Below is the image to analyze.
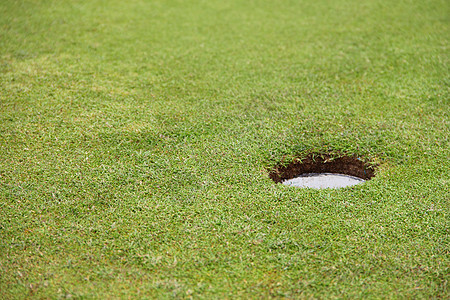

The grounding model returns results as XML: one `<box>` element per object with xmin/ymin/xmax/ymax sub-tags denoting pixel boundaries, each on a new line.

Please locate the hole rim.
<box><xmin>269</xmin><ymin>153</ymin><xmax>377</xmax><ymax>184</ymax></box>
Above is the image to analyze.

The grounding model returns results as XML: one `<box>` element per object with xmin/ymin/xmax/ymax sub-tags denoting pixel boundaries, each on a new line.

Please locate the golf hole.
<box><xmin>269</xmin><ymin>155</ymin><xmax>376</xmax><ymax>189</ymax></box>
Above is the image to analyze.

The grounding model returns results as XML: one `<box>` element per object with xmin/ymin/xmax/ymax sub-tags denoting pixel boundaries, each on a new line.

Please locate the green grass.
<box><xmin>0</xmin><ymin>0</ymin><xmax>448</xmax><ymax>298</ymax></box>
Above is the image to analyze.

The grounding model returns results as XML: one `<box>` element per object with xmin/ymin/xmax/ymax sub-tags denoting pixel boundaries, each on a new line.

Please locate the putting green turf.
<box><xmin>1</xmin><ymin>0</ymin><xmax>448</xmax><ymax>298</ymax></box>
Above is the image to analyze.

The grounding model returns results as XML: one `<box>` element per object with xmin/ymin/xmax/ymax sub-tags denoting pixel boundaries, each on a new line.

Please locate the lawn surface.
<box><xmin>1</xmin><ymin>0</ymin><xmax>449</xmax><ymax>298</ymax></box>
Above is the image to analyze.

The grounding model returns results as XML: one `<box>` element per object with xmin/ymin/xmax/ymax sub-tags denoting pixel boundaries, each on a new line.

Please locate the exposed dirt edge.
<box><xmin>269</xmin><ymin>154</ymin><xmax>377</xmax><ymax>183</ymax></box>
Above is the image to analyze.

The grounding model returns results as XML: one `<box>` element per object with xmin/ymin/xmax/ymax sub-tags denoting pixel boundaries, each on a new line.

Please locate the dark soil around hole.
<box><xmin>269</xmin><ymin>154</ymin><xmax>376</xmax><ymax>183</ymax></box>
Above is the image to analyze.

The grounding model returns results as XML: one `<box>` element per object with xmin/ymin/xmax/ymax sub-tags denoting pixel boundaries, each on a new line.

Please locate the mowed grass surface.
<box><xmin>0</xmin><ymin>0</ymin><xmax>448</xmax><ymax>298</ymax></box>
